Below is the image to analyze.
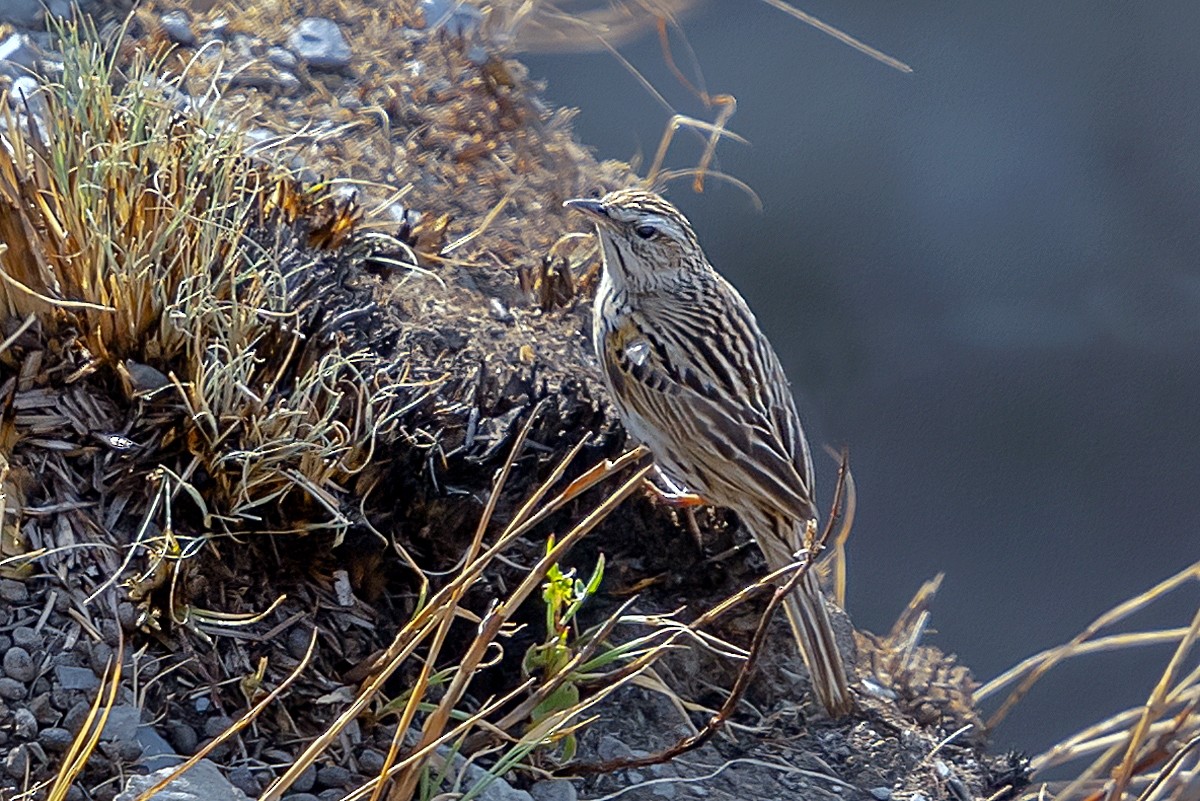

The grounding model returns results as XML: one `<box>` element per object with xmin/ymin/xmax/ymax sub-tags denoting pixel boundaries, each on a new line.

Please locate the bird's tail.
<box><xmin>781</xmin><ymin>567</ymin><xmax>853</xmax><ymax>717</ymax></box>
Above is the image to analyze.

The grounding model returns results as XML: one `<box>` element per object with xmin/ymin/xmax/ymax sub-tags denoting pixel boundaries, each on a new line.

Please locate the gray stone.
<box><xmin>64</xmin><ymin>700</ymin><xmax>91</xmax><ymax>733</ymax></box>
<box><xmin>13</xmin><ymin>707</ymin><xmax>37</xmax><ymax>738</ymax></box>
<box><xmin>3</xmin><ymin>743</ymin><xmax>29</xmax><ymax>779</ymax></box>
<box><xmin>11</xmin><ymin>626</ymin><xmax>39</xmax><ymax>649</ymax></box>
<box><xmin>115</xmin><ymin>760</ymin><xmax>250</xmax><ymax>801</ymax></box>
<box><xmin>870</xmin><ymin>789</ymin><xmax>893</xmax><ymax>801</ymax></box>
<box><xmin>101</xmin><ymin>705</ymin><xmax>141</xmax><ymax>743</ymax></box>
<box><xmin>596</xmin><ymin>734</ymin><xmax>633</xmax><ymax>762</ymax></box>
<box><xmin>42</xmin><ymin>727</ymin><xmax>74</xmax><ymax>752</ymax></box>
<box><xmin>292</xmin><ymin>763</ymin><xmax>317</xmax><ymax>792</ymax></box>
<box><xmin>420</xmin><ymin>0</ymin><xmax>483</xmax><ymax>39</ymax></box>
<box><xmin>227</xmin><ymin>766</ymin><xmax>260</xmax><ymax>795</ymax></box>
<box><xmin>358</xmin><ymin>748</ymin><xmax>385</xmax><ymax>774</ymax></box>
<box><xmin>0</xmin><ymin>1</ymin><xmax>42</xmax><ymax>28</ymax></box>
<box><xmin>56</xmin><ymin>664</ymin><xmax>101</xmax><ymax>691</ymax></box>
<box><xmin>651</xmin><ymin>782</ymin><xmax>676</xmax><ymax>799</ymax></box>
<box><xmin>267</xmin><ymin>46</ymin><xmax>298</xmax><ymax>69</ymax></box>
<box><xmin>167</xmin><ymin>722</ymin><xmax>198</xmax><ymax>755</ymax></box>
<box><xmin>160</xmin><ymin>11</ymin><xmax>197</xmax><ymax>47</ymax></box>
<box><xmin>315</xmin><ymin>764</ymin><xmax>352</xmax><ymax>788</ymax></box>
<box><xmin>137</xmin><ymin>724</ymin><xmax>181</xmax><ymax>771</ymax></box>
<box><xmin>204</xmin><ymin>714</ymin><xmax>235</xmax><ymax>738</ymax></box>
<box><xmin>0</xmin><ymin>579</ymin><xmax>28</xmax><ymax>603</ymax></box>
<box><xmin>317</xmin><ymin>791</ymin><xmax>343</xmax><ymax>801</ymax></box>
<box><xmin>529</xmin><ymin>779</ymin><xmax>576</xmax><ymax>801</ymax></box>
<box><xmin>288</xmin><ymin>18</ymin><xmax>351</xmax><ymax>70</ymax></box>
<box><xmin>0</xmin><ymin>677</ymin><xmax>24</xmax><ymax>699</ymax></box>
<box><xmin>282</xmin><ymin>796</ymin><xmax>318</xmax><ymax>801</ymax></box>
<box><xmin>3</xmin><ymin>646</ymin><xmax>36</xmax><ymax>683</ymax></box>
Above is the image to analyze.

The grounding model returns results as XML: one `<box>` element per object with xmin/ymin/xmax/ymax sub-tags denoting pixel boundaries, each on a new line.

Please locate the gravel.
<box><xmin>2</xmin><ymin>646</ymin><xmax>36</xmax><ymax>683</ymax></box>
<box><xmin>287</xmin><ymin>18</ymin><xmax>351</xmax><ymax>70</ymax></box>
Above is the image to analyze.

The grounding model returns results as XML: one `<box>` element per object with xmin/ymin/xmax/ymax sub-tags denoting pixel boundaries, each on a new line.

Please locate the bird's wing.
<box><xmin>602</xmin><ymin>290</ymin><xmax>817</xmax><ymax>524</ymax></box>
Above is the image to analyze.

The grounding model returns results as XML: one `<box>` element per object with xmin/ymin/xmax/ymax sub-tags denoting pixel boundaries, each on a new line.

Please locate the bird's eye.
<box><xmin>634</xmin><ymin>224</ymin><xmax>657</xmax><ymax>240</ymax></box>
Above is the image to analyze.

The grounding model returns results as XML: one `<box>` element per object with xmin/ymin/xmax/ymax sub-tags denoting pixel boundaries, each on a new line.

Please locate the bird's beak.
<box><xmin>563</xmin><ymin>197</ymin><xmax>609</xmax><ymax>220</ymax></box>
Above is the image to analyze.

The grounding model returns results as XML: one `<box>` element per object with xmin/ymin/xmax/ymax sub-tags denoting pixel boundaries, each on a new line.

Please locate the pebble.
<box><xmin>288</xmin><ymin>18</ymin><xmax>351</xmax><ymax>71</ymax></box>
<box><xmin>167</xmin><ymin>722</ymin><xmax>199</xmax><ymax>755</ymax></box>
<box><xmin>286</xmin><ymin>626</ymin><xmax>312</xmax><ymax>660</ymax></box>
<box><xmin>0</xmin><ymin>677</ymin><xmax>24</xmax><ymax>700</ymax></box>
<box><xmin>0</xmin><ymin>579</ymin><xmax>27</xmax><ymax>603</ymax></box>
<box><xmin>282</xmin><ymin>795</ymin><xmax>319</xmax><ymax>801</ymax></box>
<box><xmin>3</xmin><ymin>646</ymin><xmax>36</xmax><ymax>683</ymax></box>
<box><xmin>228</xmin><ymin>766</ymin><xmax>261</xmax><ymax>795</ymax></box>
<box><xmin>100</xmin><ymin>705</ymin><xmax>141</xmax><ymax>743</ymax></box>
<box><xmin>11</xmin><ymin>626</ymin><xmax>40</xmax><ymax>649</ymax></box>
<box><xmin>64</xmin><ymin>700</ymin><xmax>92</xmax><ymax>733</ymax></box>
<box><xmin>596</xmin><ymin>734</ymin><xmax>633</xmax><ymax>762</ymax></box>
<box><xmin>42</xmin><ymin>727</ymin><xmax>74</xmax><ymax>752</ymax></box>
<box><xmin>3</xmin><ymin>743</ymin><xmax>28</xmax><ymax>779</ymax></box>
<box><xmin>870</xmin><ymin>789</ymin><xmax>893</xmax><ymax>801</ymax></box>
<box><xmin>160</xmin><ymin>11</ymin><xmax>197</xmax><ymax>47</ymax></box>
<box><xmin>420</xmin><ymin>0</ymin><xmax>483</xmax><ymax>39</ymax></box>
<box><xmin>56</xmin><ymin>664</ymin><xmax>101</xmax><ymax>691</ymax></box>
<box><xmin>358</xmin><ymin>748</ymin><xmax>386</xmax><ymax>774</ymax></box>
<box><xmin>13</xmin><ymin>707</ymin><xmax>37</xmax><ymax>738</ymax></box>
<box><xmin>529</xmin><ymin>779</ymin><xmax>576</xmax><ymax>801</ymax></box>
<box><xmin>204</xmin><ymin>714</ymin><xmax>235</xmax><ymax>739</ymax></box>
<box><xmin>28</xmin><ymin>692</ymin><xmax>57</xmax><ymax>725</ymax></box>
<box><xmin>114</xmin><ymin>758</ymin><xmax>250</xmax><ymax>801</ymax></box>
<box><xmin>292</xmin><ymin>763</ymin><xmax>318</xmax><ymax>792</ymax></box>
<box><xmin>315</xmin><ymin>764</ymin><xmax>352</xmax><ymax>788</ymax></box>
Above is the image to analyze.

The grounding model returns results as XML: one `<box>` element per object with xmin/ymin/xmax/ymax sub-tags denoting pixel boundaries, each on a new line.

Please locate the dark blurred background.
<box><xmin>523</xmin><ymin>1</ymin><xmax>1200</xmax><ymax>758</ymax></box>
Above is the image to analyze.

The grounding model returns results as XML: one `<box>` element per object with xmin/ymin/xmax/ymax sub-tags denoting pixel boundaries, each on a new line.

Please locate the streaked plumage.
<box><xmin>565</xmin><ymin>188</ymin><xmax>852</xmax><ymax>716</ymax></box>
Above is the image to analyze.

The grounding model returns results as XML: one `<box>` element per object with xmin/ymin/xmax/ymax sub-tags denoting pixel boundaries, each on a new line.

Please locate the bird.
<box><xmin>564</xmin><ymin>188</ymin><xmax>852</xmax><ymax>717</ymax></box>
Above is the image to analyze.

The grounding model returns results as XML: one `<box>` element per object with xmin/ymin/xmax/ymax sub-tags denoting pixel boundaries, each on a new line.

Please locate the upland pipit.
<box><xmin>565</xmin><ymin>189</ymin><xmax>852</xmax><ymax>717</ymax></box>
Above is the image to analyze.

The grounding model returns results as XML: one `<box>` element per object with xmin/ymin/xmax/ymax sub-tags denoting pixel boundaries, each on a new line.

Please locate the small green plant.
<box><xmin>522</xmin><ymin>541</ymin><xmax>606</xmax><ymax>761</ymax></box>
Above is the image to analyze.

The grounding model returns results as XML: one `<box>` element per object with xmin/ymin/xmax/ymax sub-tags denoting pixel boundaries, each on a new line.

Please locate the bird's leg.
<box><xmin>643</xmin><ymin>466</ymin><xmax>707</xmax><ymax>508</ymax></box>
<box><xmin>644</xmin><ymin>467</ymin><xmax>707</xmax><ymax>550</ymax></box>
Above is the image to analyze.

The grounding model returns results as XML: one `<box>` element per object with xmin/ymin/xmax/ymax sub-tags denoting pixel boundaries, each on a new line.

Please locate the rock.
<box><xmin>167</xmin><ymin>722</ymin><xmax>198</xmax><ymax>755</ymax></box>
<box><xmin>529</xmin><ymin>779</ymin><xmax>577</xmax><ymax>801</ymax></box>
<box><xmin>204</xmin><ymin>714</ymin><xmax>235</xmax><ymax>739</ymax></box>
<box><xmin>64</xmin><ymin>699</ymin><xmax>91</xmax><ymax>733</ymax></box>
<box><xmin>227</xmin><ymin>766</ymin><xmax>261</xmax><ymax>795</ymax></box>
<box><xmin>317</xmin><ymin>791</ymin><xmax>344</xmax><ymax>801</ymax></box>
<box><xmin>0</xmin><ymin>579</ymin><xmax>28</xmax><ymax>603</ymax></box>
<box><xmin>596</xmin><ymin>734</ymin><xmax>633</xmax><ymax>762</ymax></box>
<box><xmin>282</xmin><ymin>795</ymin><xmax>319</xmax><ymax>801</ymax></box>
<box><xmin>315</xmin><ymin>764</ymin><xmax>352</xmax><ymax>789</ymax></box>
<box><xmin>56</xmin><ymin>664</ymin><xmax>101</xmax><ymax>691</ymax></box>
<box><xmin>42</xmin><ymin>727</ymin><xmax>74</xmax><ymax>752</ymax></box>
<box><xmin>870</xmin><ymin>789</ymin><xmax>893</xmax><ymax>800</ymax></box>
<box><xmin>420</xmin><ymin>0</ymin><xmax>483</xmax><ymax>39</ymax></box>
<box><xmin>267</xmin><ymin>46</ymin><xmax>297</xmax><ymax>69</ymax></box>
<box><xmin>358</xmin><ymin>748</ymin><xmax>386</xmax><ymax>774</ymax></box>
<box><xmin>0</xmin><ymin>677</ymin><xmax>24</xmax><ymax>700</ymax></box>
<box><xmin>3</xmin><ymin>646</ymin><xmax>36</xmax><ymax>683</ymax></box>
<box><xmin>0</xmin><ymin>1</ymin><xmax>42</xmax><ymax>27</ymax></box>
<box><xmin>101</xmin><ymin>705</ymin><xmax>141</xmax><ymax>743</ymax></box>
<box><xmin>3</xmin><ymin>743</ymin><xmax>29</xmax><ymax>779</ymax></box>
<box><xmin>288</xmin><ymin>18</ymin><xmax>351</xmax><ymax>71</ymax></box>
<box><xmin>11</xmin><ymin>626</ymin><xmax>39</xmax><ymax>649</ymax></box>
<box><xmin>115</xmin><ymin>760</ymin><xmax>250</xmax><ymax>801</ymax></box>
<box><xmin>292</xmin><ymin>763</ymin><xmax>317</xmax><ymax>792</ymax></box>
<box><xmin>13</xmin><ymin>707</ymin><xmax>37</xmax><ymax>738</ymax></box>
<box><xmin>160</xmin><ymin>11</ymin><xmax>197</xmax><ymax>47</ymax></box>
<box><xmin>137</xmin><ymin>724</ymin><xmax>181</xmax><ymax>770</ymax></box>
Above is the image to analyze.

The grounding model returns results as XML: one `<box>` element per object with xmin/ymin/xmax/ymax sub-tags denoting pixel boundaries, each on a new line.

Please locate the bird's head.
<box><xmin>564</xmin><ymin>189</ymin><xmax>705</xmax><ymax>288</ymax></box>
